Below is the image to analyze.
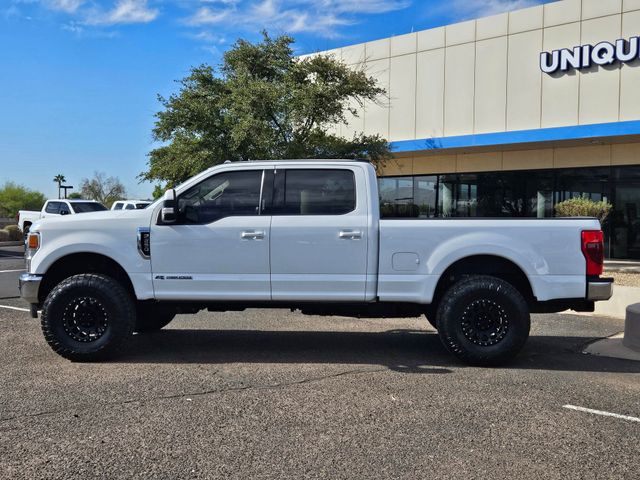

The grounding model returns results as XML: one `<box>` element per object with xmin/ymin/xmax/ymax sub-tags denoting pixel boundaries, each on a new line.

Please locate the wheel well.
<box><xmin>39</xmin><ymin>253</ymin><xmax>135</xmax><ymax>303</ymax></box>
<box><xmin>431</xmin><ymin>255</ymin><xmax>535</xmax><ymax>308</ymax></box>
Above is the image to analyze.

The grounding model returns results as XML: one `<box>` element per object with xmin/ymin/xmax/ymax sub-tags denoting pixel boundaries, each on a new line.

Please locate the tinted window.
<box><xmin>71</xmin><ymin>202</ymin><xmax>108</xmax><ymax>213</ymax></box>
<box><xmin>125</xmin><ymin>204</ymin><xmax>135</xmax><ymax>210</ymax></box>
<box><xmin>178</xmin><ymin>170</ymin><xmax>263</xmax><ymax>224</ymax></box>
<box><xmin>279</xmin><ymin>169</ymin><xmax>355</xmax><ymax>215</ymax></box>
<box><xmin>113</xmin><ymin>202</ymin><xmax>123</xmax><ymax>210</ymax></box>
<box><xmin>45</xmin><ymin>202</ymin><xmax>61</xmax><ymax>214</ymax></box>
<box><xmin>135</xmin><ymin>203</ymin><xmax>149</xmax><ymax>209</ymax></box>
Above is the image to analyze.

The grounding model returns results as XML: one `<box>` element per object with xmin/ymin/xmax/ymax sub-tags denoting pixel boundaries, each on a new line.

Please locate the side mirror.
<box><xmin>161</xmin><ymin>189</ymin><xmax>177</xmax><ymax>224</ymax></box>
<box><xmin>60</xmin><ymin>209</ymin><xmax>70</xmax><ymax>215</ymax></box>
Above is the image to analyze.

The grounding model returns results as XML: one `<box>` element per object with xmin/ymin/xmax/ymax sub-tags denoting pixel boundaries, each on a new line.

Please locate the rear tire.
<box><xmin>135</xmin><ymin>303</ymin><xmax>176</xmax><ymax>333</ymax></box>
<box><xmin>41</xmin><ymin>274</ymin><xmax>135</xmax><ymax>361</ymax></box>
<box><xmin>436</xmin><ymin>275</ymin><xmax>530</xmax><ymax>366</ymax></box>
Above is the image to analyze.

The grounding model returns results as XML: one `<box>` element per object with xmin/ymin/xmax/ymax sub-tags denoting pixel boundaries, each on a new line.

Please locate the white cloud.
<box><xmin>84</xmin><ymin>0</ymin><xmax>159</xmax><ymax>25</ymax></box>
<box><xmin>316</xmin><ymin>0</ymin><xmax>410</xmax><ymax>15</ymax></box>
<box><xmin>189</xmin><ymin>30</ymin><xmax>226</xmax><ymax>43</ymax></box>
<box><xmin>46</xmin><ymin>0</ymin><xmax>85</xmax><ymax>13</ymax></box>
<box><xmin>187</xmin><ymin>6</ymin><xmax>231</xmax><ymax>24</ymax></box>
<box><xmin>184</xmin><ymin>0</ymin><xmax>407</xmax><ymax>37</ymax></box>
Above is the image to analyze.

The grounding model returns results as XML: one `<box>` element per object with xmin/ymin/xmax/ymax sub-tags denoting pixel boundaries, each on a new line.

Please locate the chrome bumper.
<box><xmin>587</xmin><ymin>278</ymin><xmax>614</xmax><ymax>301</ymax></box>
<box><xmin>19</xmin><ymin>273</ymin><xmax>42</xmax><ymax>305</ymax></box>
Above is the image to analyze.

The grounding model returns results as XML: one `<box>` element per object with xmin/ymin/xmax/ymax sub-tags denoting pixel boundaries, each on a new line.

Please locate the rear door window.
<box><xmin>275</xmin><ymin>169</ymin><xmax>356</xmax><ymax>215</ymax></box>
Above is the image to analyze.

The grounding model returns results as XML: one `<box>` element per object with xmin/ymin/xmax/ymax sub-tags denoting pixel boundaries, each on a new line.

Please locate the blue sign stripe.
<box><xmin>390</xmin><ymin>120</ymin><xmax>640</xmax><ymax>152</ymax></box>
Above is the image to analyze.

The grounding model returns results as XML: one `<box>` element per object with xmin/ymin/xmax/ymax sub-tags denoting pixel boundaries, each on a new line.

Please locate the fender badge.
<box><xmin>155</xmin><ymin>275</ymin><xmax>192</xmax><ymax>280</ymax></box>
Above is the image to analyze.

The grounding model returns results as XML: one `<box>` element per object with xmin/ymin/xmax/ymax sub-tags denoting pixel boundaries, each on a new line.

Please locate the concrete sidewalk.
<box><xmin>593</xmin><ymin>284</ymin><xmax>640</xmax><ymax>319</ymax></box>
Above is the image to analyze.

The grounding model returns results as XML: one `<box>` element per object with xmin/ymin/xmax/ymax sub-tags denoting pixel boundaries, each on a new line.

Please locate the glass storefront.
<box><xmin>378</xmin><ymin>165</ymin><xmax>640</xmax><ymax>260</ymax></box>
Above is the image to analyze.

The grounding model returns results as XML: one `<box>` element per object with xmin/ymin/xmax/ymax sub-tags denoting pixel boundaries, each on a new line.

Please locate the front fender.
<box><xmin>31</xmin><ymin>233</ymin><xmax>153</xmax><ymax>300</ymax></box>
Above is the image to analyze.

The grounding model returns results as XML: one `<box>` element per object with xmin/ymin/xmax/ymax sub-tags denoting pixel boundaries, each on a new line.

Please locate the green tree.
<box><xmin>68</xmin><ymin>192</ymin><xmax>83</xmax><ymax>199</ymax></box>
<box><xmin>53</xmin><ymin>174</ymin><xmax>66</xmax><ymax>199</ymax></box>
<box><xmin>141</xmin><ymin>32</ymin><xmax>390</xmax><ymax>185</ymax></box>
<box><xmin>80</xmin><ymin>172</ymin><xmax>126</xmax><ymax>208</ymax></box>
<box><xmin>0</xmin><ymin>182</ymin><xmax>47</xmax><ymax>218</ymax></box>
<box><xmin>152</xmin><ymin>184</ymin><xmax>165</xmax><ymax>200</ymax></box>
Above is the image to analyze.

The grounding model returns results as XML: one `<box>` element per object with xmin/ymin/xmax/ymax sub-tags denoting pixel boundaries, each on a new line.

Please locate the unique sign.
<box><xmin>540</xmin><ymin>36</ymin><xmax>639</xmax><ymax>74</ymax></box>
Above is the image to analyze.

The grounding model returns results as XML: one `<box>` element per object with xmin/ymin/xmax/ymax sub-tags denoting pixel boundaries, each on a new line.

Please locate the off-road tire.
<box><xmin>135</xmin><ymin>303</ymin><xmax>175</xmax><ymax>333</ymax></box>
<box><xmin>41</xmin><ymin>274</ymin><xmax>135</xmax><ymax>362</ymax></box>
<box><xmin>436</xmin><ymin>275</ymin><xmax>530</xmax><ymax>366</ymax></box>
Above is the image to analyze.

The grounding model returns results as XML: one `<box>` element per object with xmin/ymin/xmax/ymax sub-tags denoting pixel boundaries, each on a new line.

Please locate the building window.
<box><xmin>378</xmin><ymin>165</ymin><xmax>640</xmax><ymax>260</ymax></box>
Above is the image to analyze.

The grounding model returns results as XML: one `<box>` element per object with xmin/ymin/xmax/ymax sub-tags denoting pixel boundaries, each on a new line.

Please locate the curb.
<box><xmin>0</xmin><ymin>241</ymin><xmax>23</xmax><ymax>247</ymax></box>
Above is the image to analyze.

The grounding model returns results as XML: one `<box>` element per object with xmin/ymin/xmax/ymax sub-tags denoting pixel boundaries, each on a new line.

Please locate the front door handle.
<box><xmin>339</xmin><ymin>230</ymin><xmax>362</xmax><ymax>240</ymax></box>
<box><xmin>241</xmin><ymin>230</ymin><xmax>265</xmax><ymax>240</ymax></box>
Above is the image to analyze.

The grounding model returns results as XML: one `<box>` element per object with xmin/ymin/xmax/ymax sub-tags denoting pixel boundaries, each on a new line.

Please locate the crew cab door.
<box><xmin>269</xmin><ymin>166</ymin><xmax>369</xmax><ymax>301</ymax></box>
<box><xmin>150</xmin><ymin>167</ymin><xmax>272</xmax><ymax>301</ymax></box>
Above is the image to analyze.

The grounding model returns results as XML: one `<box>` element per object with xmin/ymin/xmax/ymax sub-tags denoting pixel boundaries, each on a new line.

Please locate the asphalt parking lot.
<box><xmin>1</xmin><ymin>247</ymin><xmax>639</xmax><ymax>479</ymax></box>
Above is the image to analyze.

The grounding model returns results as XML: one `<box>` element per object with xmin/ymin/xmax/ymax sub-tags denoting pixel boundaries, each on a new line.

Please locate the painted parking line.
<box><xmin>0</xmin><ymin>304</ymin><xmax>30</xmax><ymax>312</ymax></box>
<box><xmin>563</xmin><ymin>404</ymin><xmax>640</xmax><ymax>423</ymax></box>
<box><xmin>0</xmin><ymin>269</ymin><xmax>25</xmax><ymax>273</ymax></box>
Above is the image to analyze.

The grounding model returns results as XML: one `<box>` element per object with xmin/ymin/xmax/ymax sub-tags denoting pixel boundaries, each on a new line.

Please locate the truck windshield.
<box><xmin>135</xmin><ymin>203</ymin><xmax>150</xmax><ymax>209</ymax></box>
<box><xmin>70</xmin><ymin>202</ymin><xmax>107</xmax><ymax>213</ymax></box>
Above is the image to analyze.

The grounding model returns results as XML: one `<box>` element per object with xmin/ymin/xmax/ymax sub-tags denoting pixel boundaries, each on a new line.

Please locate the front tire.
<box><xmin>41</xmin><ymin>274</ymin><xmax>135</xmax><ymax>361</ymax></box>
<box><xmin>436</xmin><ymin>275</ymin><xmax>530</xmax><ymax>366</ymax></box>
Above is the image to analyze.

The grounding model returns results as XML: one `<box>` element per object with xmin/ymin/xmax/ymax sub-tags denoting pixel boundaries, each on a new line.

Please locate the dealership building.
<box><xmin>308</xmin><ymin>0</ymin><xmax>640</xmax><ymax>260</ymax></box>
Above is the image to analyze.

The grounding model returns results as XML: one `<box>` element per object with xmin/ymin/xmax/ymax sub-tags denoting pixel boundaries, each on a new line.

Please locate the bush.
<box><xmin>555</xmin><ymin>196</ymin><xmax>613</xmax><ymax>223</ymax></box>
<box><xmin>4</xmin><ymin>225</ymin><xmax>22</xmax><ymax>241</ymax></box>
<box><xmin>0</xmin><ymin>182</ymin><xmax>47</xmax><ymax>218</ymax></box>
<box><xmin>0</xmin><ymin>230</ymin><xmax>9</xmax><ymax>242</ymax></box>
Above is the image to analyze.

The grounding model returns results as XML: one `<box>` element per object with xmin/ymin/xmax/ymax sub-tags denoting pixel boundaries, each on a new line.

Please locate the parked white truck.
<box><xmin>19</xmin><ymin>160</ymin><xmax>613</xmax><ymax>365</ymax></box>
<box><xmin>18</xmin><ymin>199</ymin><xmax>107</xmax><ymax>239</ymax></box>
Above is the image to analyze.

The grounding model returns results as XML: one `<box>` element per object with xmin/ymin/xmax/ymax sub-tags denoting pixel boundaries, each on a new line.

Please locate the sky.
<box><xmin>0</xmin><ymin>0</ymin><xmax>554</xmax><ymax>200</ymax></box>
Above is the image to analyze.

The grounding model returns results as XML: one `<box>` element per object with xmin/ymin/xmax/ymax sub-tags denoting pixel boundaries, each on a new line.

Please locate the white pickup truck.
<box><xmin>19</xmin><ymin>160</ymin><xmax>613</xmax><ymax>365</ymax></box>
<box><xmin>18</xmin><ymin>199</ymin><xmax>107</xmax><ymax>239</ymax></box>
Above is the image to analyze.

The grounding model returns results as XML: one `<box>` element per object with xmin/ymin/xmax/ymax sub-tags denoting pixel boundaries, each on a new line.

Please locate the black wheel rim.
<box><xmin>461</xmin><ymin>299</ymin><xmax>509</xmax><ymax>346</ymax></box>
<box><xmin>61</xmin><ymin>296</ymin><xmax>109</xmax><ymax>343</ymax></box>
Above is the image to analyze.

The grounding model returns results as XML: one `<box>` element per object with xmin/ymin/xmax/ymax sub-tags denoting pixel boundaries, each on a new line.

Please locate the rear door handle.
<box><xmin>339</xmin><ymin>230</ymin><xmax>362</xmax><ymax>240</ymax></box>
<box><xmin>241</xmin><ymin>230</ymin><xmax>265</xmax><ymax>240</ymax></box>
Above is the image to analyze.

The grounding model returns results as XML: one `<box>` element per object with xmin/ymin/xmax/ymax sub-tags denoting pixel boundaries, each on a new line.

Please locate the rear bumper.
<box><xmin>587</xmin><ymin>277</ymin><xmax>613</xmax><ymax>301</ymax></box>
<box><xmin>19</xmin><ymin>273</ymin><xmax>42</xmax><ymax>305</ymax></box>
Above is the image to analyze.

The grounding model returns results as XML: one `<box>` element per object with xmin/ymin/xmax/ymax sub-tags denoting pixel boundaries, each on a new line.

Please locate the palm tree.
<box><xmin>53</xmin><ymin>174</ymin><xmax>66</xmax><ymax>199</ymax></box>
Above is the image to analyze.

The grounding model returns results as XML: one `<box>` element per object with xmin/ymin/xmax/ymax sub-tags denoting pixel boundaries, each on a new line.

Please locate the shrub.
<box><xmin>0</xmin><ymin>182</ymin><xmax>47</xmax><ymax>218</ymax></box>
<box><xmin>0</xmin><ymin>230</ymin><xmax>9</xmax><ymax>242</ymax></box>
<box><xmin>555</xmin><ymin>196</ymin><xmax>613</xmax><ymax>223</ymax></box>
<box><xmin>4</xmin><ymin>225</ymin><xmax>22</xmax><ymax>241</ymax></box>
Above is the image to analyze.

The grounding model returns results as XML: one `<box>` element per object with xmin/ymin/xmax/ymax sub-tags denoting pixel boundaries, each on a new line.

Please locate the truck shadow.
<box><xmin>121</xmin><ymin>328</ymin><xmax>640</xmax><ymax>374</ymax></box>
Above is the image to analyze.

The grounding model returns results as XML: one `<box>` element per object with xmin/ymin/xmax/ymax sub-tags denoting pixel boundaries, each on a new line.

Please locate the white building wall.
<box><xmin>306</xmin><ymin>0</ymin><xmax>640</xmax><ymax>143</ymax></box>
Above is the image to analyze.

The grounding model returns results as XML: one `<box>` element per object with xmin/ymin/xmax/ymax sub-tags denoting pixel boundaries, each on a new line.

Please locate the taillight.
<box><xmin>581</xmin><ymin>230</ymin><xmax>604</xmax><ymax>276</ymax></box>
